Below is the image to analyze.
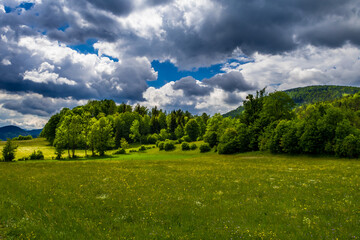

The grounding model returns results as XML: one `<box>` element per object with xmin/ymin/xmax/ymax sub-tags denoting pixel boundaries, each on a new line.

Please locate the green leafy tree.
<box><xmin>196</xmin><ymin>116</ymin><xmax>206</xmax><ymax>138</ymax></box>
<box><xmin>54</xmin><ymin>114</ymin><xmax>83</xmax><ymax>158</ymax></box>
<box><xmin>81</xmin><ymin>112</ymin><xmax>92</xmax><ymax>157</ymax></box>
<box><xmin>260</xmin><ymin>91</ymin><xmax>295</xmax><ymax>123</ymax></box>
<box><xmin>120</xmin><ymin>138</ymin><xmax>129</xmax><ymax>149</ymax></box>
<box><xmin>2</xmin><ymin>139</ymin><xmax>18</xmax><ymax>162</ymax></box>
<box><xmin>89</xmin><ymin>117</ymin><xmax>114</xmax><ymax>156</ymax></box>
<box><xmin>185</xmin><ymin>119</ymin><xmax>200</xmax><ymax>141</ymax></box>
<box><xmin>204</xmin><ymin>113</ymin><xmax>223</xmax><ymax>147</ymax></box>
<box><xmin>158</xmin><ymin>112</ymin><xmax>167</xmax><ymax>130</ymax></box>
<box><xmin>130</xmin><ymin>119</ymin><xmax>141</xmax><ymax>143</ymax></box>
<box><xmin>175</xmin><ymin>125</ymin><xmax>184</xmax><ymax>139</ymax></box>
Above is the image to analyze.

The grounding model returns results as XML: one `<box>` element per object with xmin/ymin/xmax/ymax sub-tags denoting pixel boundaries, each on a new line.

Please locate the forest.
<box><xmin>38</xmin><ymin>88</ymin><xmax>360</xmax><ymax>159</ymax></box>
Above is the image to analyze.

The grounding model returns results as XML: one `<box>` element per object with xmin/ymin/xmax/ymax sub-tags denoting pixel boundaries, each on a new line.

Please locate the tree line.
<box><xmin>40</xmin><ymin>100</ymin><xmax>209</xmax><ymax>158</ymax></box>
<box><xmin>38</xmin><ymin>90</ymin><xmax>360</xmax><ymax>159</ymax></box>
<box><xmin>207</xmin><ymin>89</ymin><xmax>360</xmax><ymax>158</ymax></box>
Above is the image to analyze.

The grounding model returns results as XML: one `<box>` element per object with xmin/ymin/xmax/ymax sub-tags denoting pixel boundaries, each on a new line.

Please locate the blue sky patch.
<box><xmin>68</xmin><ymin>38</ymin><xmax>99</xmax><ymax>55</ymax></box>
<box><xmin>18</xmin><ymin>2</ymin><xmax>35</xmax><ymax>10</ymax></box>
<box><xmin>149</xmin><ymin>60</ymin><xmax>224</xmax><ymax>88</ymax></box>
<box><xmin>4</xmin><ymin>2</ymin><xmax>35</xmax><ymax>13</ymax></box>
<box><xmin>149</xmin><ymin>59</ymin><xmax>249</xmax><ymax>88</ymax></box>
<box><xmin>58</xmin><ymin>23</ymin><xmax>69</xmax><ymax>32</ymax></box>
<box><xmin>102</xmin><ymin>54</ymin><xmax>119</xmax><ymax>62</ymax></box>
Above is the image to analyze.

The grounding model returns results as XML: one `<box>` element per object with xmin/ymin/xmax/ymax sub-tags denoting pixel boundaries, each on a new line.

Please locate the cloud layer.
<box><xmin>1</xmin><ymin>0</ymin><xmax>360</xmax><ymax>128</ymax></box>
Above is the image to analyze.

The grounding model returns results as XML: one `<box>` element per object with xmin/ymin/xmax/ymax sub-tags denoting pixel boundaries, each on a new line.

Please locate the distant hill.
<box><xmin>0</xmin><ymin>125</ymin><xmax>42</xmax><ymax>141</ymax></box>
<box><xmin>223</xmin><ymin>85</ymin><xmax>360</xmax><ymax>118</ymax></box>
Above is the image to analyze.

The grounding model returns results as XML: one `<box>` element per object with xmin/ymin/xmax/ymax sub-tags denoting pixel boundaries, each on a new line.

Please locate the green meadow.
<box><xmin>1</xmin><ymin>139</ymin><xmax>360</xmax><ymax>239</ymax></box>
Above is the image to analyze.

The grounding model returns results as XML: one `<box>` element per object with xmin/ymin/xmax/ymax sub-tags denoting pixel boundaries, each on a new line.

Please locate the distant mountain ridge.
<box><xmin>223</xmin><ymin>85</ymin><xmax>360</xmax><ymax>118</ymax></box>
<box><xmin>0</xmin><ymin>125</ymin><xmax>42</xmax><ymax>141</ymax></box>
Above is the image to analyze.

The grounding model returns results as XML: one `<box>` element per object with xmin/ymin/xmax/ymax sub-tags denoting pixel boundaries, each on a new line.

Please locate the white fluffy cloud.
<box><xmin>141</xmin><ymin>79</ymin><xmax>247</xmax><ymax>115</ymax></box>
<box><xmin>220</xmin><ymin>44</ymin><xmax>360</xmax><ymax>92</ymax></box>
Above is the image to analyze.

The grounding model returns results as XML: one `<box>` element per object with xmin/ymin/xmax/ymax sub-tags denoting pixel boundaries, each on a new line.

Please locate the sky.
<box><xmin>1</xmin><ymin>0</ymin><xmax>360</xmax><ymax>129</ymax></box>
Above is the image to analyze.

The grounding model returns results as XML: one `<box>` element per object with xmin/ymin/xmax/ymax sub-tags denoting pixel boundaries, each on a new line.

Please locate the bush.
<box><xmin>139</xmin><ymin>145</ymin><xmax>146</xmax><ymax>151</ymax></box>
<box><xmin>190</xmin><ymin>143</ymin><xmax>197</xmax><ymax>150</ymax></box>
<box><xmin>147</xmin><ymin>134</ymin><xmax>159</xmax><ymax>144</ymax></box>
<box><xmin>199</xmin><ymin>143</ymin><xmax>211</xmax><ymax>153</ymax></box>
<box><xmin>217</xmin><ymin>141</ymin><xmax>239</xmax><ymax>154</ymax></box>
<box><xmin>13</xmin><ymin>135</ymin><xmax>33</xmax><ymax>141</ymax></box>
<box><xmin>182</xmin><ymin>135</ymin><xmax>192</xmax><ymax>142</ymax></box>
<box><xmin>129</xmin><ymin>149</ymin><xmax>138</xmax><ymax>153</ymax></box>
<box><xmin>114</xmin><ymin>148</ymin><xmax>126</xmax><ymax>154</ymax></box>
<box><xmin>29</xmin><ymin>150</ymin><xmax>44</xmax><ymax>160</ymax></box>
<box><xmin>120</xmin><ymin>138</ymin><xmax>129</xmax><ymax>149</ymax></box>
<box><xmin>335</xmin><ymin>134</ymin><xmax>360</xmax><ymax>158</ymax></box>
<box><xmin>181</xmin><ymin>142</ymin><xmax>190</xmax><ymax>151</ymax></box>
<box><xmin>158</xmin><ymin>142</ymin><xmax>165</xmax><ymax>150</ymax></box>
<box><xmin>164</xmin><ymin>141</ymin><xmax>176</xmax><ymax>151</ymax></box>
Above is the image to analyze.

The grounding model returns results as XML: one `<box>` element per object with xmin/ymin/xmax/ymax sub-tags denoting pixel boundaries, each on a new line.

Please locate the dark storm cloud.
<box><xmin>2</xmin><ymin>0</ymin><xmax>360</xmax><ymax>68</ymax></box>
<box><xmin>203</xmin><ymin>71</ymin><xmax>256</xmax><ymax>92</ymax></box>
<box><xmin>0</xmin><ymin>27</ymin><xmax>155</xmax><ymax>104</ymax></box>
<box><xmin>1</xmin><ymin>94</ymin><xmax>83</xmax><ymax>117</ymax></box>
<box><xmin>3</xmin><ymin>96</ymin><xmax>60</xmax><ymax>116</ymax></box>
<box><xmin>224</xmin><ymin>92</ymin><xmax>243</xmax><ymax>105</ymax></box>
<box><xmin>172</xmin><ymin>77</ymin><xmax>213</xmax><ymax>97</ymax></box>
<box><xmin>83</xmin><ymin>0</ymin><xmax>133</xmax><ymax>16</ymax></box>
<box><xmin>110</xmin><ymin>0</ymin><xmax>360</xmax><ymax>69</ymax></box>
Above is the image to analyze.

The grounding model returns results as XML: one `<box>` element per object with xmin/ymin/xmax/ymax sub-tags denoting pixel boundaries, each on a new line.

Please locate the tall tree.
<box><xmin>185</xmin><ymin>119</ymin><xmax>200</xmax><ymax>141</ymax></box>
<box><xmin>130</xmin><ymin>120</ymin><xmax>141</xmax><ymax>143</ymax></box>
<box><xmin>89</xmin><ymin>117</ymin><xmax>114</xmax><ymax>156</ymax></box>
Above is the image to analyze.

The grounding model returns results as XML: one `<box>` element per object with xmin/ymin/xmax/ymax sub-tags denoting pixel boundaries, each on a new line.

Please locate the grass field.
<box><xmin>1</xmin><ymin>139</ymin><xmax>360</xmax><ymax>239</ymax></box>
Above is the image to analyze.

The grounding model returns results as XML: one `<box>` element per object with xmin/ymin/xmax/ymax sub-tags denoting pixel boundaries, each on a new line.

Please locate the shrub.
<box><xmin>182</xmin><ymin>135</ymin><xmax>192</xmax><ymax>142</ymax></box>
<box><xmin>158</xmin><ymin>142</ymin><xmax>165</xmax><ymax>150</ymax></box>
<box><xmin>217</xmin><ymin>141</ymin><xmax>239</xmax><ymax>154</ymax></box>
<box><xmin>139</xmin><ymin>145</ymin><xmax>146</xmax><ymax>151</ymax></box>
<box><xmin>181</xmin><ymin>142</ymin><xmax>190</xmax><ymax>151</ymax></box>
<box><xmin>147</xmin><ymin>134</ymin><xmax>159</xmax><ymax>144</ymax></box>
<box><xmin>29</xmin><ymin>150</ymin><xmax>44</xmax><ymax>160</ymax></box>
<box><xmin>159</xmin><ymin>129</ymin><xmax>169</xmax><ymax>141</ymax></box>
<box><xmin>120</xmin><ymin>138</ymin><xmax>129</xmax><ymax>149</ymax></box>
<box><xmin>2</xmin><ymin>139</ymin><xmax>18</xmax><ymax>162</ymax></box>
<box><xmin>190</xmin><ymin>143</ymin><xmax>197</xmax><ymax>150</ymax></box>
<box><xmin>164</xmin><ymin>141</ymin><xmax>176</xmax><ymax>151</ymax></box>
<box><xmin>335</xmin><ymin>134</ymin><xmax>360</xmax><ymax>158</ymax></box>
<box><xmin>13</xmin><ymin>135</ymin><xmax>33</xmax><ymax>141</ymax></box>
<box><xmin>199</xmin><ymin>143</ymin><xmax>211</xmax><ymax>153</ymax></box>
<box><xmin>129</xmin><ymin>149</ymin><xmax>138</xmax><ymax>153</ymax></box>
<box><xmin>114</xmin><ymin>148</ymin><xmax>126</xmax><ymax>154</ymax></box>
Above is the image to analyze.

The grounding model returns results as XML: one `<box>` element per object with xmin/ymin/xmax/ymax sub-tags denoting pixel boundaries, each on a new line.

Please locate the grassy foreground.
<box><xmin>1</xmin><ymin>141</ymin><xmax>360</xmax><ymax>239</ymax></box>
